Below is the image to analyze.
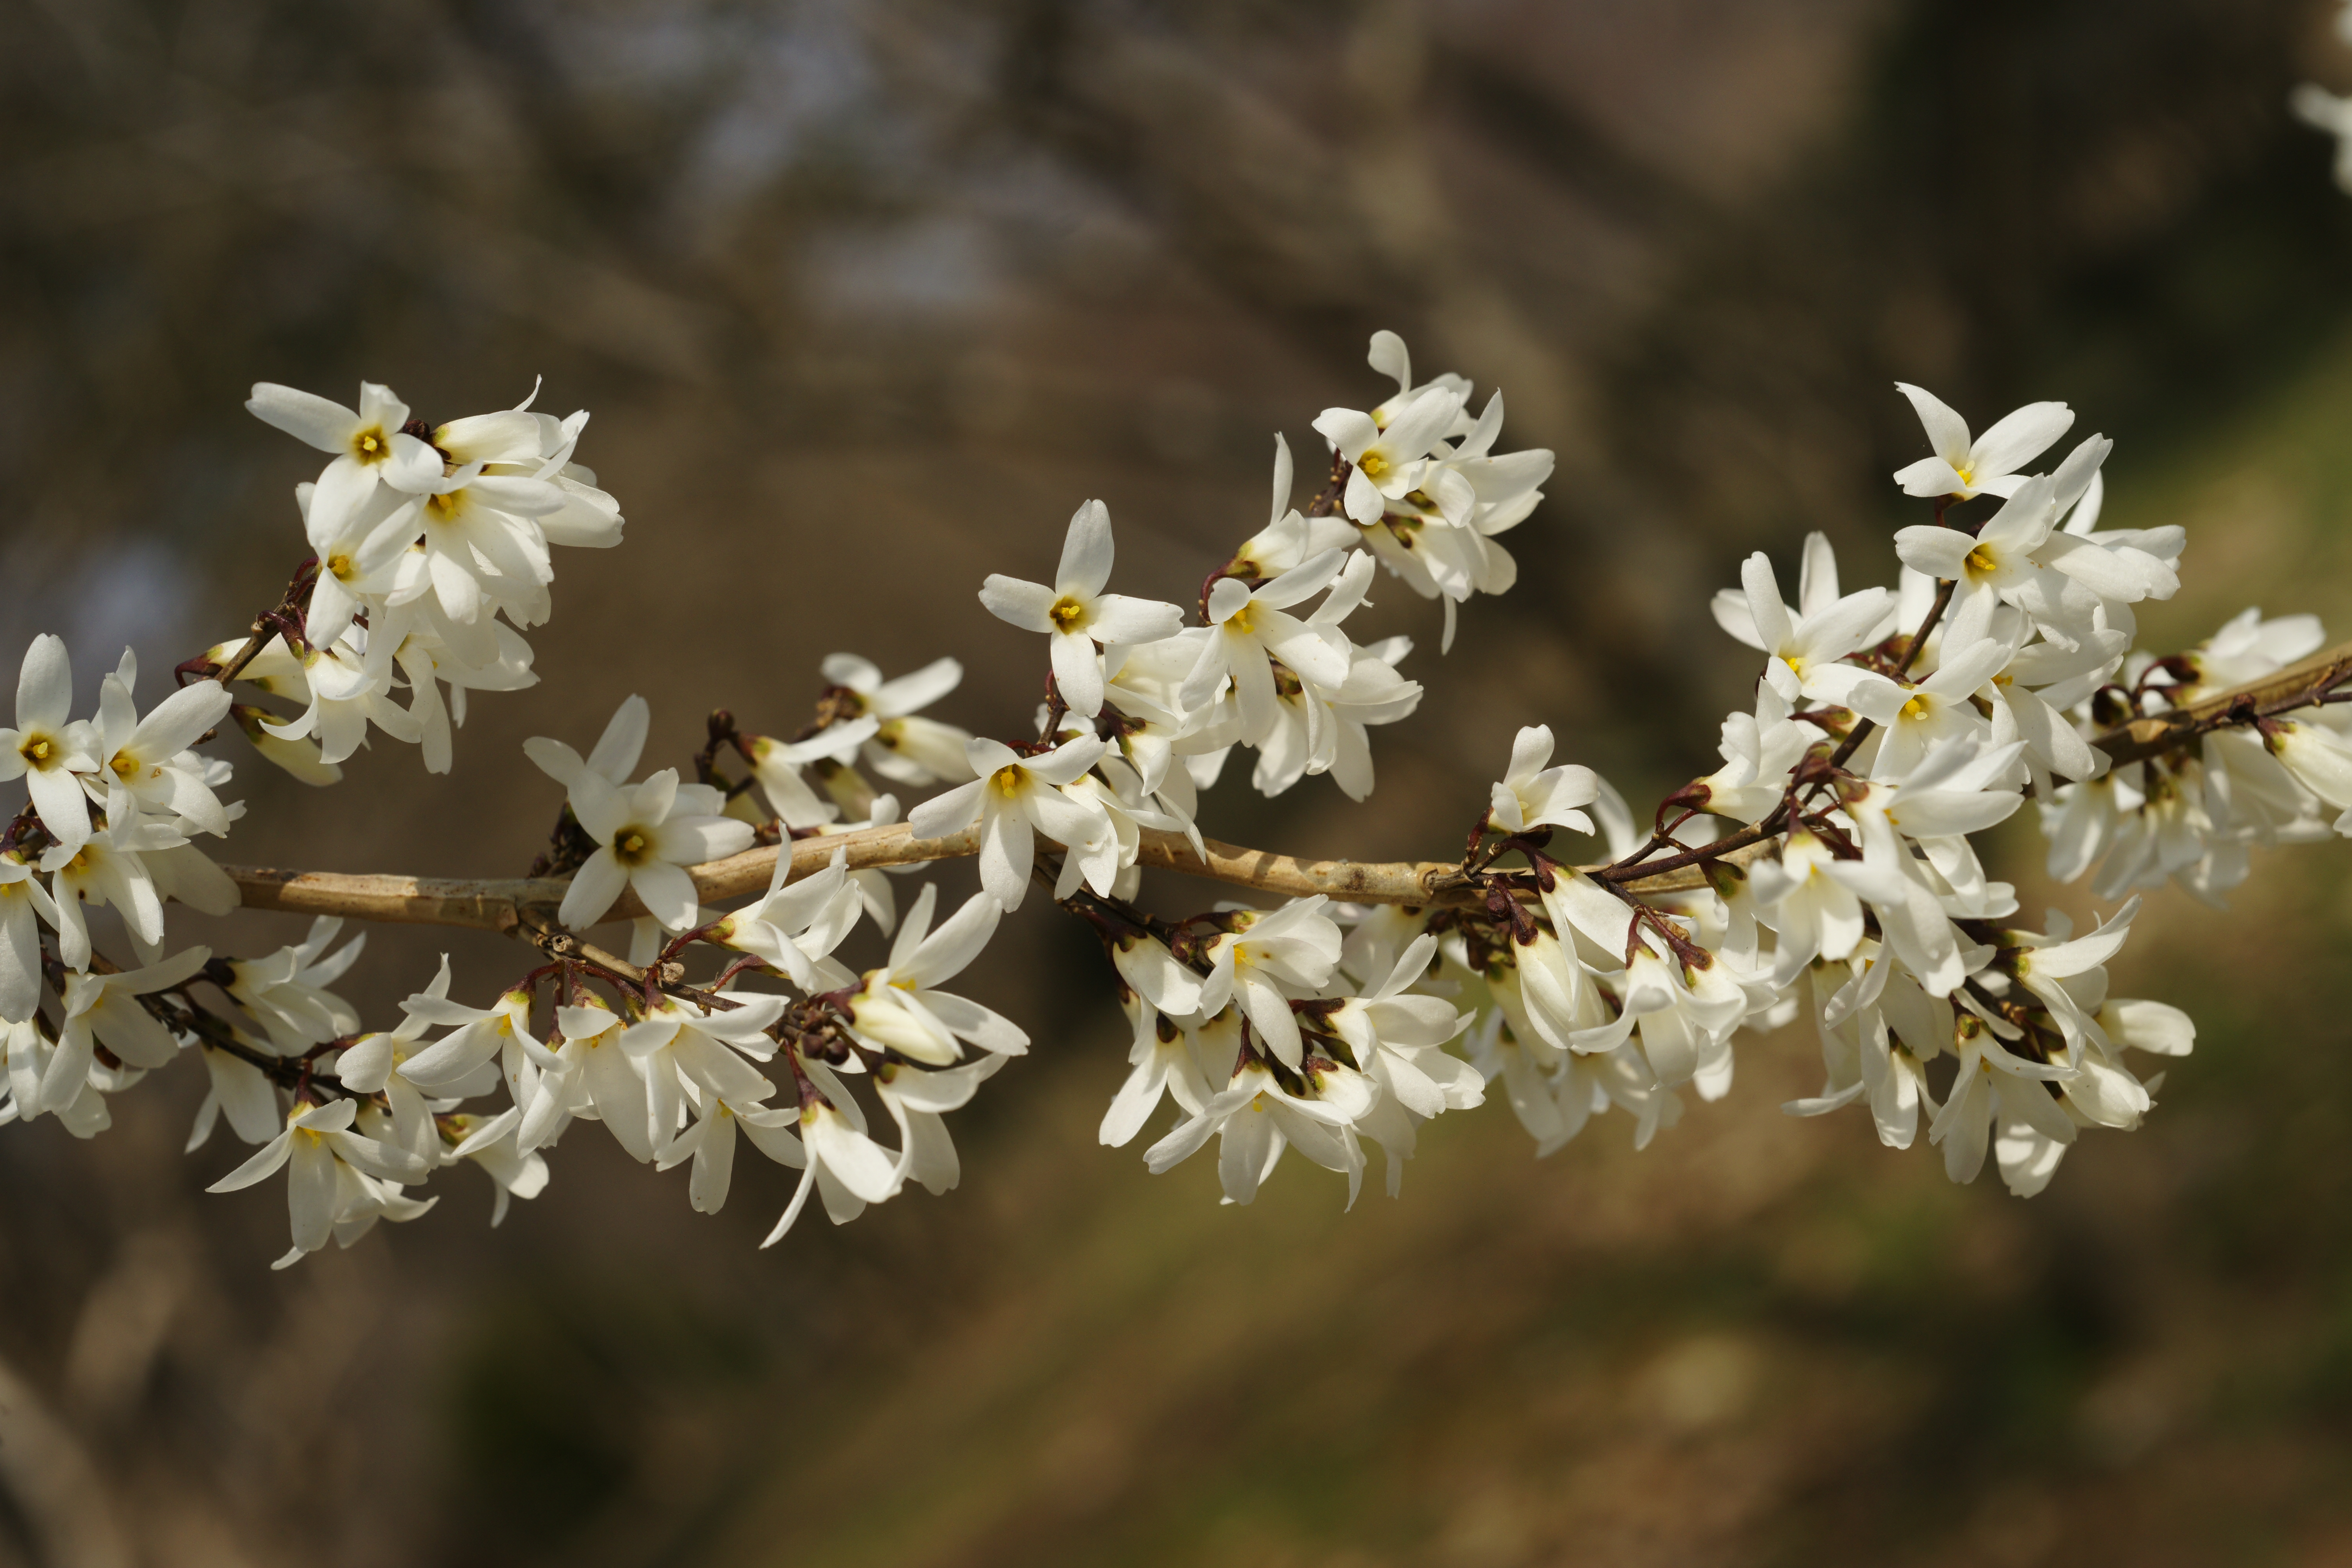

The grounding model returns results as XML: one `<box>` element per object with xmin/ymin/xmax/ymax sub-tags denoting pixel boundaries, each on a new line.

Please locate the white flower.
<box><xmin>534</xmin><ymin>761</ymin><xmax>754</xmax><ymax>931</ymax></box>
<box><xmin>980</xmin><ymin>500</ymin><xmax>1185</xmax><ymax>718</ymax></box>
<box><xmin>875</xmin><ymin>1053</ymin><xmax>1004</xmax><ymax>1195</ymax></box>
<box><xmin>86</xmin><ymin>652</ymin><xmax>234</xmax><ymax>835</ymax></box>
<box><xmin>247</xmin><ymin>630</ymin><xmax>424</xmax><ymax>766</ymax></box>
<box><xmin>1487</xmin><ymin>725</ymin><xmax>1598</xmax><ymax>835</ymax></box>
<box><xmin>245</xmin><ymin>381</ymin><xmax>441</xmax><ymax>530</ymax></box>
<box><xmin>337</xmin><ymin>957</ymin><xmax>471</xmax><ymax>1167</ymax></box>
<box><xmin>317</xmin><ymin>1157</ymin><xmax>439</xmax><ymax>1255</ymax></box>
<box><xmin>2263</xmin><ymin>719</ymin><xmax>2352</xmax><ymax>825</ymax></box>
<box><xmin>1229</xmin><ymin>434</ymin><xmax>1361</xmax><ymax>579</ymax></box>
<box><xmin>1099</xmin><ymin>1001</ymin><xmax>1215</xmax><ymax>1148</ymax></box>
<box><xmin>716</xmin><ymin>845</ymin><xmax>863</xmax><ymax>990</ymax></box>
<box><xmin>1322</xmin><ymin>933</ymin><xmax>1479</xmax><ymax>1193</ymax></box>
<box><xmin>656</xmin><ymin>1092</ymin><xmax>805</xmax><ymax>1217</ymax></box>
<box><xmin>1983</xmin><ymin>623</ymin><xmax>2124</xmax><ymax>783</ymax></box>
<box><xmin>226</xmin><ymin>915</ymin><xmax>364</xmax><ymax>1054</ymax></box>
<box><xmin>1889</xmin><ymin>382</ymin><xmax>2074</xmax><ymax>500</ymax></box>
<box><xmin>186</xmin><ymin>1031</ymin><xmax>282</xmax><ymax>1152</ymax></box>
<box><xmin>1896</xmin><ymin>443</ymin><xmax>2177</xmax><ymax>651</ymax></box>
<box><xmin>1747</xmin><ymin>830</ymin><xmax>1866</xmax><ymax>986</ymax></box>
<box><xmin>1486</xmin><ymin>924</ymin><xmax>1596</xmax><ymax>1057</ymax></box>
<box><xmin>620</xmin><ymin>992</ymin><xmax>788</xmax><ymax>1149</ymax></box>
<box><xmin>1717</xmin><ymin>551</ymin><xmax>1904</xmax><ymax>723</ymax></box>
<box><xmin>1831</xmin><ymin>738</ymin><xmax>2026</xmax><ymax>996</ymax></box>
<box><xmin>906</xmin><ymin>733</ymin><xmax>1111</xmax><ymax>911</ymax></box>
<box><xmin>386</xmin><ymin>465</ymin><xmax>568</xmax><ymax>645</ymax></box>
<box><xmin>2097</xmin><ymin>997</ymin><xmax>2194</xmax><ymax>1059</ymax></box>
<box><xmin>2006</xmin><ymin>898</ymin><xmax>2142</xmax><ymax>1062</ymax></box>
<box><xmin>1693</xmin><ymin>681</ymin><xmax>1811</xmax><ymax>822</ymax></box>
<box><xmin>1108</xmin><ymin>927</ymin><xmax>1204</xmax><ymax>1021</ymax></box>
<box><xmin>40</xmin><ymin>826</ymin><xmax>173</xmax><ymax>972</ymax></box>
<box><xmin>746</xmin><ymin>718</ymin><xmax>878</xmax><ymax>830</ymax></box>
<box><xmin>0</xmin><ymin>634</ymin><xmax>98</xmax><ymax>852</ymax></box>
<box><xmin>2293</xmin><ymin>82</ymin><xmax>2352</xmax><ymax>194</ymax></box>
<box><xmin>1927</xmin><ymin>1017</ymin><xmax>2080</xmax><ymax>1186</ymax></box>
<box><xmin>1569</xmin><ymin>943</ymin><xmax>1746</xmax><ymax>1093</ymax></box>
<box><xmin>388</xmin><ymin>618</ymin><xmax>541</xmax><ymax>774</ymax></box>
<box><xmin>445</xmin><ymin>1108</ymin><xmax>552</xmax><ymax>1226</ymax></box>
<box><xmin>1313</xmin><ymin>383</ymin><xmax>1469</xmax><ymax>526</ymax></box>
<box><xmin>843</xmin><ymin>884</ymin><xmax>1026</xmax><ymax>1064</ymax></box>
<box><xmin>206</xmin><ymin>1097</ymin><xmax>431</xmax><ymax>1268</ymax></box>
<box><xmin>394</xmin><ymin>984</ymin><xmax>536</xmax><ymax>1096</ymax></box>
<box><xmin>231</xmin><ymin>702</ymin><xmax>343</xmax><ymax>786</ymax></box>
<box><xmin>299</xmin><ymin>478</ymin><xmax>420</xmax><ymax>648</ymax></box>
<box><xmin>1195</xmin><ymin>897</ymin><xmax>1344</xmax><ymax>1070</ymax></box>
<box><xmin>819</xmin><ymin>654</ymin><xmax>974</xmax><ymax>786</ymax></box>
<box><xmin>762</xmin><ymin>1056</ymin><xmax>904</xmax><ymax>1244</ymax></box>
<box><xmin>1180</xmin><ymin>551</ymin><xmax>1354</xmax><ymax>744</ymax></box>
<box><xmin>38</xmin><ymin>948</ymin><xmax>210</xmax><ymax>1116</ymax></box>
<box><xmin>522</xmin><ymin>999</ymin><xmax>656</xmax><ymax>1160</ymax></box>
<box><xmin>1142</xmin><ymin>1043</ymin><xmax>1376</xmax><ymax>1208</ymax></box>
<box><xmin>1869</xmin><ymin>637</ymin><xmax>2011</xmax><ymax>780</ymax></box>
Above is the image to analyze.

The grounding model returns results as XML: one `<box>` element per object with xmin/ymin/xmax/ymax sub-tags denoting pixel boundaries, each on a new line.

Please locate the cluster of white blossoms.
<box><xmin>227</xmin><ymin>380</ymin><xmax>621</xmax><ymax>775</ymax></box>
<box><xmin>9</xmin><ymin>311</ymin><xmax>2351</xmax><ymax>1268</ymax></box>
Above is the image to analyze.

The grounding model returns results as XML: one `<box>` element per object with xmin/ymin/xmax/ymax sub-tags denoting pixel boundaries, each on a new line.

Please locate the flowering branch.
<box><xmin>21</xmin><ymin>293</ymin><xmax>2352</xmax><ymax>1270</ymax></box>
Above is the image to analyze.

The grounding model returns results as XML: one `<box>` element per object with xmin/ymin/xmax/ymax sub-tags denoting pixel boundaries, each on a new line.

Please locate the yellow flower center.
<box><xmin>425</xmin><ymin>490</ymin><xmax>467</xmax><ymax>523</ymax></box>
<box><xmin>1227</xmin><ymin>602</ymin><xmax>1256</xmax><ymax>636</ymax></box>
<box><xmin>1049</xmin><ymin>596</ymin><xmax>1088</xmax><ymax>633</ymax></box>
<box><xmin>1964</xmin><ymin>544</ymin><xmax>1997</xmax><ymax>576</ymax></box>
<box><xmin>614</xmin><ymin>828</ymin><xmax>651</xmax><ymax>864</ymax></box>
<box><xmin>19</xmin><ymin>736</ymin><xmax>52</xmax><ymax>768</ymax></box>
<box><xmin>353</xmin><ymin>427</ymin><xmax>387</xmax><ymax>462</ymax></box>
<box><xmin>1357</xmin><ymin>451</ymin><xmax>1390</xmax><ymax>480</ymax></box>
<box><xmin>991</xmin><ymin>765</ymin><xmax>1025</xmax><ymax>798</ymax></box>
<box><xmin>109</xmin><ymin>753</ymin><xmax>140</xmax><ymax>781</ymax></box>
<box><xmin>1900</xmin><ymin>695</ymin><xmax>1928</xmax><ymax>721</ymax></box>
<box><xmin>327</xmin><ymin>551</ymin><xmax>356</xmax><ymax>581</ymax></box>
<box><xmin>1954</xmin><ymin>464</ymin><xmax>1975</xmax><ymax>489</ymax></box>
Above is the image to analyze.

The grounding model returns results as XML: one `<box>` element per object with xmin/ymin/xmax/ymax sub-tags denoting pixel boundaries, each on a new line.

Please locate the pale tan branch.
<box><xmin>224</xmin><ymin>822</ymin><xmax>1757</xmax><ymax>933</ymax></box>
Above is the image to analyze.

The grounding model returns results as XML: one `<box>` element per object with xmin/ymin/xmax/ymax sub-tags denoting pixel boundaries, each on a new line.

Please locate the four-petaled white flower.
<box><xmin>1313</xmin><ymin>383</ymin><xmax>1469</xmax><ymax>526</ymax></box>
<box><xmin>532</xmin><ymin>761</ymin><xmax>753</xmax><ymax>932</ymax></box>
<box><xmin>1890</xmin><ymin>382</ymin><xmax>2074</xmax><ymax>500</ymax></box>
<box><xmin>1195</xmin><ymin>897</ymin><xmax>1344</xmax><ymax>1069</ymax></box>
<box><xmin>206</xmin><ymin>1097</ymin><xmax>430</xmax><ymax>1269</ymax></box>
<box><xmin>906</xmin><ymin>734</ymin><xmax>1112</xmax><ymax>911</ymax></box>
<box><xmin>1180</xmin><ymin>551</ymin><xmax>1353</xmax><ymax>745</ymax></box>
<box><xmin>1718</xmin><ymin>552</ymin><xmax>1903</xmax><ymax>723</ymax></box>
<box><xmin>87</xmin><ymin>652</ymin><xmax>234</xmax><ymax>834</ymax></box>
<box><xmin>980</xmin><ymin>500</ymin><xmax>1185</xmax><ymax>718</ymax></box>
<box><xmin>246</xmin><ymin>380</ymin><xmax>442</xmax><ymax>533</ymax></box>
<box><xmin>818</xmin><ymin>653</ymin><xmax>974</xmax><ymax>786</ymax></box>
<box><xmin>843</xmin><ymin>884</ymin><xmax>1026</xmax><ymax>1064</ymax></box>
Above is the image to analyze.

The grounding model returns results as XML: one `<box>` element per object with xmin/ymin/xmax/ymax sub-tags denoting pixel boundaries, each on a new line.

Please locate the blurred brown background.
<box><xmin>9</xmin><ymin>0</ymin><xmax>2352</xmax><ymax>1563</ymax></box>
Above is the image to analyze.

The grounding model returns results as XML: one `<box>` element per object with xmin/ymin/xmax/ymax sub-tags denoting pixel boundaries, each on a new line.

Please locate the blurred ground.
<box><xmin>6</xmin><ymin>0</ymin><xmax>2352</xmax><ymax>1563</ymax></box>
